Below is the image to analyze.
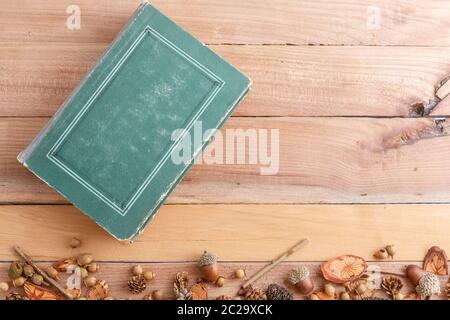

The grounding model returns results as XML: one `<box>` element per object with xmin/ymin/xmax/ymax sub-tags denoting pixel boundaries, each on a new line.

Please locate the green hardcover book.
<box><xmin>18</xmin><ymin>1</ymin><xmax>251</xmax><ymax>241</ymax></box>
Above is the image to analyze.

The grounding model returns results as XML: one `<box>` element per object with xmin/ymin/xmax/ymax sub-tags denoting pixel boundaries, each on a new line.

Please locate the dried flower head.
<box><xmin>287</xmin><ymin>266</ymin><xmax>310</xmax><ymax>285</ymax></box>
<box><xmin>382</xmin><ymin>276</ymin><xmax>403</xmax><ymax>298</ymax></box>
<box><xmin>416</xmin><ymin>272</ymin><xmax>441</xmax><ymax>297</ymax></box>
<box><xmin>174</xmin><ymin>272</ymin><xmax>192</xmax><ymax>300</ymax></box>
<box><xmin>198</xmin><ymin>251</ymin><xmax>218</xmax><ymax>267</ymax></box>
<box><xmin>128</xmin><ymin>276</ymin><xmax>146</xmax><ymax>294</ymax></box>
<box><xmin>266</xmin><ymin>284</ymin><xmax>293</xmax><ymax>300</ymax></box>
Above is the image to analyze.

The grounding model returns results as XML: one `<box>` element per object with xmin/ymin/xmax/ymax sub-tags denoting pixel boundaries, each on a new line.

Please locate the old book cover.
<box><xmin>18</xmin><ymin>1</ymin><xmax>251</xmax><ymax>241</ymax></box>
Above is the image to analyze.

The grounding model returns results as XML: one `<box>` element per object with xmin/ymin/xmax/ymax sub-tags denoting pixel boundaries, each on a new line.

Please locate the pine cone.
<box><xmin>5</xmin><ymin>292</ymin><xmax>23</xmax><ymax>300</ymax></box>
<box><xmin>381</xmin><ymin>276</ymin><xmax>403</xmax><ymax>298</ymax></box>
<box><xmin>128</xmin><ymin>275</ymin><xmax>146</xmax><ymax>294</ymax></box>
<box><xmin>266</xmin><ymin>284</ymin><xmax>293</xmax><ymax>300</ymax></box>
<box><xmin>245</xmin><ymin>287</ymin><xmax>267</xmax><ymax>300</ymax></box>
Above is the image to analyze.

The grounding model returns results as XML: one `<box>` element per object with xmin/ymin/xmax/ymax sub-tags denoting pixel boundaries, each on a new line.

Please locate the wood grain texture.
<box><xmin>2</xmin><ymin>0</ymin><xmax>450</xmax><ymax>46</ymax></box>
<box><xmin>3</xmin><ymin>44</ymin><xmax>450</xmax><ymax>117</ymax></box>
<box><xmin>1</xmin><ymin>261</ymin><xmax>447</xmax><ymax>300</ymax></box>
<box><xmin>3</xmin><ymin>117</ymin><xmax>450</xmax><ymax>204</ymax></box>
<box><xmin>0</xmin><ymin>204</ymin><xmax>449</xmax><ymax>262</ymax></box>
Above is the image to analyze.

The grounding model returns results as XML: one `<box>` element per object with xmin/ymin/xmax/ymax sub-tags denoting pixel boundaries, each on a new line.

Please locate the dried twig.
<box><xmin>241</xmin><ymin>238</ymin><xmax>309</xmax><ymax>289</ymax></box>
<box><xmin>14</xmin><ymin>246</ymin><xmax>73</xmax><ymax>300</ymax></box>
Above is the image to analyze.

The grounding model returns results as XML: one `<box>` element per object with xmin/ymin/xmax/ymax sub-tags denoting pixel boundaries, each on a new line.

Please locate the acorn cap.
<box><xmin>198</xmin><ymin>251</ymin><xmax>218</xmax><ymax>267</ymax></box>
<box><xmin>415</xmin><ymin>272</ymin><xmax>441</xmax><ymax>297</ymax></box>
<box><xmin>287</xmin><ymin>266</ymin><xmax>310</xmax><ymax>285</ymax></box>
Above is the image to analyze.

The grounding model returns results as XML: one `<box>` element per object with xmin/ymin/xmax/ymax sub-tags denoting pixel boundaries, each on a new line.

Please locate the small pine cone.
<box><xmin>216</xmin><ymin>295</ymin><xmax>232</xmax><ymax>300</ymax></box>
<box><xmin>266</xmin><ymin>284</ymin><xmax>293</xmax><ymax>300</ymax></box>
<box><xmin>245</xmin><ymin>287</ymin><xmax>267</xmax><ymax>300</ymax></box>
<box><xmin>5</xmin><ymin>292</ymin><xmax>23</xmax><ymax>300</ymax></box>
<box><xmin>128</xmin><ymin>275</ymin><xmax>146</xmax><ymax>294</ymax></box>
<box><xmin>381</xmin><ymin>276</ymin><xmax>403</xmax><ymax>298</ymax></box>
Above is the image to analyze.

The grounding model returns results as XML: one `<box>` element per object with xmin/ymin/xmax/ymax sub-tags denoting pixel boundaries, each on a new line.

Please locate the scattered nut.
<box><xmin>8</xmin><ymin>261</ymin><xmax>23</xmax><ymax>280</ymax></box>
<box><xmin>216</xmin><ymin>276</ymin><xmax>226</xmax><ymax>287</ymax></box>
<box><xmin>70</xmin><ymin>237</ymin><xmax>82</xmax><ymax>249</ymax></box>
<box><xmin>132</xmin><ymin>265</ymin><xmax>143</xmax><ymax>276</ymax></box>
<box><xmin>234</xmin><ymin>269</ymin><xmax>246</xmax><ymax>279</ymax></box>
<box><xmin>143</xmin><ymin>271</ymin><xmax>155</xmax><ymax>281</ymax></box>
<box><xmin>385</xmin><ymin>244</ymin><xmax>396</xmax><ymax>259</ymax></box>
<box><xmin>31</xmin><ymin>274</ymin><xmax>44</xmax><ymax>286</ymax></box>
<box><xmin>374</xmin><ymin>249</ymin><xmax>389</xmax><ymax>260</ymax></box>
<box><xmin>12</xmin><ymin>277</ymin><xmax>26</xmax><ymax>287</ymax></box>
<box><xmin>152</xmin><ymin>289</ymin><xmax>163</xmax><ymax>300</ymax></box>
<box><xmin>86</xmin><ymin>263</ymin><xmax>99</xmax><ymax>273</ymax></box>
<box><xmin>0</xmin><ymin>282</ymin><xmax>9</xmax><ymax>292</ymax></box>
<box><xmin>84</xmin><ymin>276</ymin><xmax>97</xmax><ymax>287</ymax></box>
<box><xmin>310</xmin><ymin>293</ymin><xmax>320</xmax><ymax>300</ymax></box>
<box><xmin>23</xmin><ymin>264</ymin><xmax>35</xmax><ymax>277</ymax></box>
<box><xmin>45</xmin><ymin>266</ymin><xmax>59</xmax><ymax>280</ymax></box>
<box><xmin>324</xmin><ymin>283</ymin><xmax>336</xmax><ymax>297</ymax></box>
<box><xmin>77</xmin><ymin>253</ymin><xmax>93</xmax><ymax>266</ymax></box>
<box><xmin>76</xmin><ymin>267</ymin><xmax>89</xmax><ymax>279</ymax></box>
<box><xmin>340</xmin><ymin>292</ymin><xmax>352</xmax><ymax>300</ymax></box>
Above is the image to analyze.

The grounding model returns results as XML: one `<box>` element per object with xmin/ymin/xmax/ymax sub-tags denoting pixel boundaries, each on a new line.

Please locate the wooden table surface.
<box><xmin>1</xmin><ymin>0</ymin><xmax>450</xmax><ymax>300</ymax></box>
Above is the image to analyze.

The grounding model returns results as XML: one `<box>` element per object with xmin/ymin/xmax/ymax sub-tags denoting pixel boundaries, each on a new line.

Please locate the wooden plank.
<box><xmin>1</xmin><ymin>0</ymin><xmax>450</xmax><ymax>46</ymax></box>
<box><xmin>3</xmin><ymin>44</ymin><xmax>450</xmax><ymax>117</ymax></box>
<box><xmin>0</xmin><ymin>261</ymin><xmax>446</xmax><ymax>300</ymax></box>
<box><xmin>0</xmin><ymin>204</ymin><xmax>449</xmax><ymax>262</ymax></box>
<box><xmin>3</xmin><ymin>117</ymin><xmax>450</xmax><ymax>204</ymax></box>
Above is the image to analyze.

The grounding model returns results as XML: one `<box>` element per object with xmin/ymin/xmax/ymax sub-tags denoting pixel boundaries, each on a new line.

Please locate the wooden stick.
<box><xmin>241</xmin><ymin>238</ymin><xmax>309</xmax><ymax>289</ymax></box>
<box><xmin>14</xmin><ymin>246</ymin><xmax>73</xmax><ymax>300</ymax></box>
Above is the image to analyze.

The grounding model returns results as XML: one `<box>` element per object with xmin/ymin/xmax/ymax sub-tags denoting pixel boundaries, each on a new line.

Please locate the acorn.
<box><xmin>84</xmin><ymin>276</ymin><xmax>97</xmax><ymax>287</ymax></box>
<box><xmin>287</xmin><ymin>266</ymin><xmax>314</xmax><ymax>295</ymax></box>
<box><xmin>0</xmin><ymin>282</ymin><xmax>9</xmax><ymax>292</ymax></box>
<box><xmin>340</xmin><ymin>292</ymin><xmax>352</xmax><ymax>300</ymax></box>
<box><xmin>23</xmin><ymin>264</ymin><xmax>35</xmax><ymax>278</ymax></box>
<box><xmin>8</xmin><ymin>261</ymin><xmax>23</xmax><ymax>280</ymax></box>
<box><xmin>152</xmin><ymin>289</ymin><xmax>163</xmax><ymax>300</ymax></box>
<box><xmin>143</xmin><ymin>271</ymin><xmax>155</xmax><ymax>281</ymax></box>
<box><xmin>373</xmin><ymin>249</ymin><xmax>389</xmax><ymax>260</ymax></box>
<box><xmin>324</xmin><ymin>283</ymin><xmax>336</xmax><ymax>297</ymax></box>
<box><xmin>77</xmin><ymin>253</ymin><xmax>93</xmax><ymax>266</ymax></box>
<box><xmin>12</xmin><ymin>277</ymin><xmax>26</xmax><ymax>287</ymax></box>
<box><xmin>406</xmin><ymin>265</ymin><xmax>425</xmax><ymax>286</ymax></box>
<box><xmin>45</xmin><ymin>266</ymin><xmax>59</xmax><ymax>280</ymax></box>
<box><xmin>86</xmin><ymin>263</ymin><xmax>99</xmax><ymax>273</ymax></box>
<box><xmin>406</xmin><ymin>265</ymin><xmax>441</xmax><ymax>298</ymax></box>
<box><xmin>235</xmin><ymin>269</ymin><xmax>246</xmax><ymax>279</ymax></box>
<box><xmin>31</xmin><ymin>274</ymin><xmax>44</xmax><ymax>286</ymax></box>
<box><xmin>385</xmin><ymin>244</ymin><xmax>396</xmax><ymax>259</ymax></box>
<box><xmin>70</xmin><ymin>237</ymin><xmax>82</xmax><ymax>249</ymax></box>
<box><xmin>216</xmin><ymin>276</ymin><xmax>226</xmax><ymax>287</ymax></box>
<box><xmin>198</xmin><ymin>251</ymin><xmax>219</xmax><ymax>282</ymax></box>
<box><xmin>132</xmin><ymin>265</ymin><xmax>143</xmax><ymax>276</ymax></box>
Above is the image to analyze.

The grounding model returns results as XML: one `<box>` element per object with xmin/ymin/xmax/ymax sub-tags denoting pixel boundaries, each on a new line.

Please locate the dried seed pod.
<box><xmin>152</xmin><ymin>289</ymin><xmax>163</xmax><ymax>300</ymax></box>
<box><xmin>324</xmin><ymin>283</ymin><xmax>336</xmax><ymax>297</ymax></box>
<box><xmin>77</xmin><ymin>253</ymin><xmax>93</xmax><ymax>266</ymax></box>
<box><xmin>265</xmin><ymin>284</ymin><xmax>293</xmax><ymax>300</ymax></box>
<box><xmin>374</xmin><ymin>249</ymin><xmax>389</xmax><ymax>260</ymax></box>
<box><xmin>198</xmin><ymin>251</ymin><xmax>219</xmax><ymax>282</ymax></box>
<box><xmin>385</xmin><ymin>245</ymin><xmax>396</xmax><ymax>259</ymax></box>
<box><xmin>235</xmin><ymin>269</ymin><xmax>246</xmax><ymax>279</ymax></box>
<box><xmin>132</xmin><ymin>265</ymin><xmax>143</xmax><ymax>276</ymax></box>
<box><xmin>143</xmin><ymin>271</ymin><xmax>155</xmax><ymax>281</ymax></box>
<box><xmin>31</xmin><ymin>274</ymin><xmax>44</xmax><ymax>286</ymax></box>
<box><xmin>321</xmin><ymin>255</ymin><xmax>367</xmax><ymax>284</ymax></box>
<box><xmin>70</xmin><ymin>237</ymin><xmax>82</xmax><ymax>249</ymax></box>
<box><xmin>287</xmin><ymin>266</ymin><xmax>314</xmax><ymax>295</ymax></box>
<box><xmin>415</xmin><ymin>272</ymin><xmax>441</xmax><ymax>298</ymax></box>
<box><xmin>23</xmin><ymin>264</ymin><xmax>35</xmax><ymax>278</ymax></box>
<box><xmin>8</xmin><ymin>261</ymin><xmax>23</xmax><ymax>280</ymax></box>
<box><xmin>86</xmin><ymin>263</ymin><xmax>99</xmax><ymax>273</ymax></box>
<box><xmin>84</xmin><ymin>276</ymin><xmax>97</xmax><ymax>287</ymax></box>
<box><xmin>0</xmin><ymin>282</ymin><xmax>9</xmax><ymax>292</ymax></box>
<box><xmin>13</xmin><ymin>276</ymin><xmax>26</xmax><ymax>287</ymax></box>
<box><xmin>216</xmin><ymin>276</ymin><xmax>226</xmax><ymax>287</ymax></box>
<box><xmin>45</xmin><ymin>266</ymin><xmax>59</xmax><ymax>280</ymax></box>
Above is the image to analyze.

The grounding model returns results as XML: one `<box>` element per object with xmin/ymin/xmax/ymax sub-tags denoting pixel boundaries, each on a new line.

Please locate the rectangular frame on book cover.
<box><xmin>18</xmin><ymin>1</ymin><xmax>251</xmax><ymax>241</ymax></box>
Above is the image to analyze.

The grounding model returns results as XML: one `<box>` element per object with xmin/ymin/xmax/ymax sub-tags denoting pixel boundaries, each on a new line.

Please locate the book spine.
<box><xmin>18</xmin><ymin>1</ymin><xmax>152</xmax><ymax>165</ymax></box>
